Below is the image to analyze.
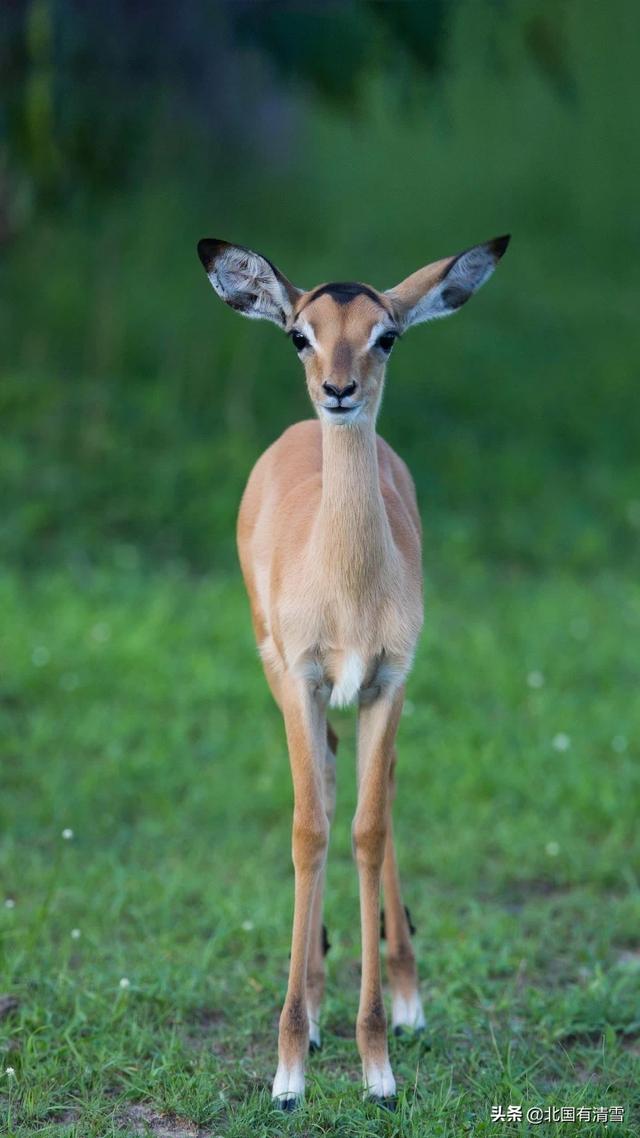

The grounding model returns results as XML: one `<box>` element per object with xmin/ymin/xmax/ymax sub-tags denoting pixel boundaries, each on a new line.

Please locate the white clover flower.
<box><xmin>71</xmin><ymin>928</ymin><xmax>81</xmax><ymax>940</ymax></box>
<box><xmin>119</xmin><ymin>977</ymin><xmax>130</xmax><ymax>989</ymax></box>
<box><xmin>611</xmin><ymin>735</ymin><xmax>628</xmax><ymax>753</ymax></box>
<box><xmin>32</xmin><ymin>645</ymin><xmax>50</xmax><ymax>667</ymax></box>
<box><xmin>5</xmin><ymin>1067</ymin><xmax>15</xmax><ymax>1077</ymax></box>
<box><xmin>527</xmin><ymin>670</ymin><xmax>544</xmax><ymax>689</ymax></box>
<box><xmin>552</xmin><ymin>733</ymin><xmax>571</xmax><ymax>752</ymax></box>
<box><xmin>241</xmin><ymin>920</ymin><xmax>254</xmax><ymax>932</ymax></box>
<box><xmin>62</xmin><ymin>828</ymin><xmax>74</xmax><ymax>840</ymax></box>
<box><xmin>4</xmin><ymin>898</ymin><xmax>15</xmax><ymax>909</ymax></box>
<box><xmin>545</xmin><ymin>841</ymin><xmax>560</xmax><ymax>857</ymax></box>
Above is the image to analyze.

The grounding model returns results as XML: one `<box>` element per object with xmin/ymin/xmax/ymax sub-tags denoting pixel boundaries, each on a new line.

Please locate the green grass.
<box><xmin>2</xmin><ymin>553</ymin><xmax>639</xmax><ymax>1136</ymax></box>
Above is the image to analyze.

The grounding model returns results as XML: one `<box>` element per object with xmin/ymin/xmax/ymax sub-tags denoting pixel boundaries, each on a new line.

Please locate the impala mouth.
<box><xmin>319</xmin><ymin>400</ymin><xmax>363</xmax><ymax>425</ymax></box>
<box><xmin>323</xmin><ymin>403</ymin><xmax>359</xmax><ymax>415</ymax></box>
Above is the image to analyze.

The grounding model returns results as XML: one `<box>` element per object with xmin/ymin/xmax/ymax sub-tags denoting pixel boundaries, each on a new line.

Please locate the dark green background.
<box><xmin>2</xmin><ymin>0</ymin><xmax>638</xmax><ymax>574</ymax></box>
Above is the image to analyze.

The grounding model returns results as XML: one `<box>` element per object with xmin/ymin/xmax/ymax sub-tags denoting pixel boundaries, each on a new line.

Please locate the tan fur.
<box><xmin>197</xmin><ymin>232</ymin><xmax>509</xmax><ymax>1105</ymax></box>
<box><xmin>238</xmin><ymin>418</ymin><xmax>422</xmax><ymax>695</ymax></box>
<box><xmin>238</xmin><ymin>290</ymin><xmax>423</xmax><ymax>1104</ymax></box>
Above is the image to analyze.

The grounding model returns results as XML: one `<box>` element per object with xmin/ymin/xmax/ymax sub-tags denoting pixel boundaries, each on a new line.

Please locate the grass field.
<box><xmin>2</xmin><ymin>549</ymin><xmax>639</xmax><ymax>1137</ymax></box>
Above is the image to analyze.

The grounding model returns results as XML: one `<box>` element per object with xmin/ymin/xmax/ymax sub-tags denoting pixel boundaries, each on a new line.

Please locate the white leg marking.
<box><xmin>363</xmin><ymin>1057</ymin><xmax>396</xmax><ymax>1098</ymax></box>
<box><xmin>392</xmin><ymin>990</ymin><xmax>426</xmax><ymax>1031</ymax></box>
<box><xmin>307</xmin><ymin>1004</ymin><xmax>321</xmax><ymax>1048</ymax></box>
<box><xmin>272</xmin><ymin>1060</ymin><xmax>305</xmax><ymax>1104</ymax></box>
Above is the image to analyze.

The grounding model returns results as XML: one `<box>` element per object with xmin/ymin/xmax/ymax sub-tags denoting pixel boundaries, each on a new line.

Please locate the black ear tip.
<box><xmin>491</xmin><ymin>234</ymin><xmax>511</xmax><ymax>259</ymax></box>
<box><xmin>197</xmin><ymin>238</ymin><xmax>213</xmax><ymax>270</ymax></box>
<box><xmin>197</xmin><ymin>237</ymin><xmax>226</xmax><ymax>271</ymax></box>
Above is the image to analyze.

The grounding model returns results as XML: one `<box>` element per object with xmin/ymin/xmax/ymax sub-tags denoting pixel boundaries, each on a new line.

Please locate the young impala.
<box><xmin>197</xmin><ymin>232</ymin><xmax>509</xmax><ymax>1109</ymax></box>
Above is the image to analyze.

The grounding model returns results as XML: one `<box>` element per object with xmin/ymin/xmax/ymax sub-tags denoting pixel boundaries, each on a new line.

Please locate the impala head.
<box><xmin>197</xmin><ymin>234</ymin><xmax>510</xmax><ymax>425</ymax></box>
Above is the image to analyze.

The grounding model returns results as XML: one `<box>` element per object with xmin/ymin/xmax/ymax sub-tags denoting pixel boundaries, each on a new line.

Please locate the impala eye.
<box><xmin>291</xmin><ymin>330</ymin><xmax>309</xmax><ymax>352</ymax></box>
<box><xmin>376</xmin><ymin>332</ymin><xmax>397</xmax><ymax>353</ymax></box>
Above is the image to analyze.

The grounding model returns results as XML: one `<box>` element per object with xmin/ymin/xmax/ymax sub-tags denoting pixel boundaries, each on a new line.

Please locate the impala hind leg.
<box><xmin>306</xmin><ymin>723</ymin><xmax>337</xmax><ymax>1051</ymax></box>
<box><xmin>353</xmin><ymin>688</ymin><xmax>403</xmax><ymax>1104</ymax></box>
<box><xmin>272</xmin><ymin>675</ymin><xmax>329</xmax><ymax>1109</ymax></box>
<box><xmin>382</xmin><ymin>750</ymin><xmax>425</xmax><ymax>1035</ymax></box>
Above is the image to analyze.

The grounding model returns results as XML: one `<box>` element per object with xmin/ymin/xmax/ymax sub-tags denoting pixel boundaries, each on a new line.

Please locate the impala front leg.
<box><xmin>353</xmin><ymin>686</ymin><xmax>404</xmax><ymax>1104</ymax></box>
<box><xmin>272</xmin><ymin>673</ymin><xmax>329</xmax><ymax>1110</ymax></box>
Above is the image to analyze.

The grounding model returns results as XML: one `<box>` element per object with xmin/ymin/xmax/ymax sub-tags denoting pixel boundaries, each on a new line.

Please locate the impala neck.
<box><xmin>316</xmin><ymin>416</ymin><xmax>394</xmax><ymax>587</ymax></box>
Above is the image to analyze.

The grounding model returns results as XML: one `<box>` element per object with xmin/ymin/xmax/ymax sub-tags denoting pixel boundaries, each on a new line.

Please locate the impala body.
<box><xmin>198</xmin><ymin>233</ymin><xmax>509</xmax><ymax>1108</ymax></box>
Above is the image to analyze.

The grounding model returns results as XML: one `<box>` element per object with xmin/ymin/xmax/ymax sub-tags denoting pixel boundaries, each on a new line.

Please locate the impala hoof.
<box><xmin>368</xmin><ymin>1094</ymin><xmax>397</xmax><ymax>1111</ymax></box>
<box><xmin>394</xmin><ymin>1023</ymin><xmax>426</xmax><ymax>1040</ymax></box>
<box><xmin>276</xmin><ymin>1095</ymin><xmax>300</xmax><ymax>1112</ymax></box>
<box><xmin>309</xmin><ymin>1038</ymin><xmax>321</xmax><ymax>1053</ymax></box>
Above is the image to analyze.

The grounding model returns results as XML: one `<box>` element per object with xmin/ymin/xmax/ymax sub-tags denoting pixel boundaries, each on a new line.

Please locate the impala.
<box><xmin>197</xmin><ymin>232</ymin><xmax>509</xmax><ymax>1109</ymax></box>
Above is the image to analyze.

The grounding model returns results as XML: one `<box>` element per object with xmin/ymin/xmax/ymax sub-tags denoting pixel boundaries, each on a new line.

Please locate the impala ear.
<box><xmin>385</xmin><ymin>235</ymin><xmax>510</xmax><ymax>330</ymax></box>
<box><xmin>197</xmin><ymin>239</ymin><xmax>302</xmax><ymax>329</ymax></box>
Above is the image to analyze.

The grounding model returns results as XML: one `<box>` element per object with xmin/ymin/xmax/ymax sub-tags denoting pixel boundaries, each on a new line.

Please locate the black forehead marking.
<box><xmin>297</xmin><ymin>280</ymin><xmax>387</xmax><ymax>313</ymax></box>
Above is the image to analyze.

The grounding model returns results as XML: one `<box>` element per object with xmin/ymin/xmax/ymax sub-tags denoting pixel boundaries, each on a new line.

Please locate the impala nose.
<box><xmin>322</xmin><ymin>381</ymin><xmax>357</xmax><ymax>401</ymax></box>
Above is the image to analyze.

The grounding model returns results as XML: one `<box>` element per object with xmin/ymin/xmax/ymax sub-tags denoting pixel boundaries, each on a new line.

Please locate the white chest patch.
<box><xmin>329</xmin><ymin>651</ymin><xmax>365</xmax><ymax>709</ymax></box>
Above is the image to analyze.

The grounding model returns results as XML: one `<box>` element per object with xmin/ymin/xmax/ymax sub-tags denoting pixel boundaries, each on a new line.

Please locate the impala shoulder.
<box><xmin>376</xmin><ymin>434</ymin><xmax>409</xmax><ymax>479</ymax></box>
<box><xmin>377</xmin><ymin>436</ymin><xmax>420</xmax><ymax>524</ymax></box>
<box><xmin>276</xmin><ymin>419</ymin><xmax>322</xmax><ymax>451</ymax></box>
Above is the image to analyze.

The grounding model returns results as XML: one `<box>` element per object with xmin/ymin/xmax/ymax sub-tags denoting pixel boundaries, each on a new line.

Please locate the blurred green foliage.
<box><xmin>1</xmin><ymin>0</ymin><xmax>639</xmax><ymax>572</ymax></box>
